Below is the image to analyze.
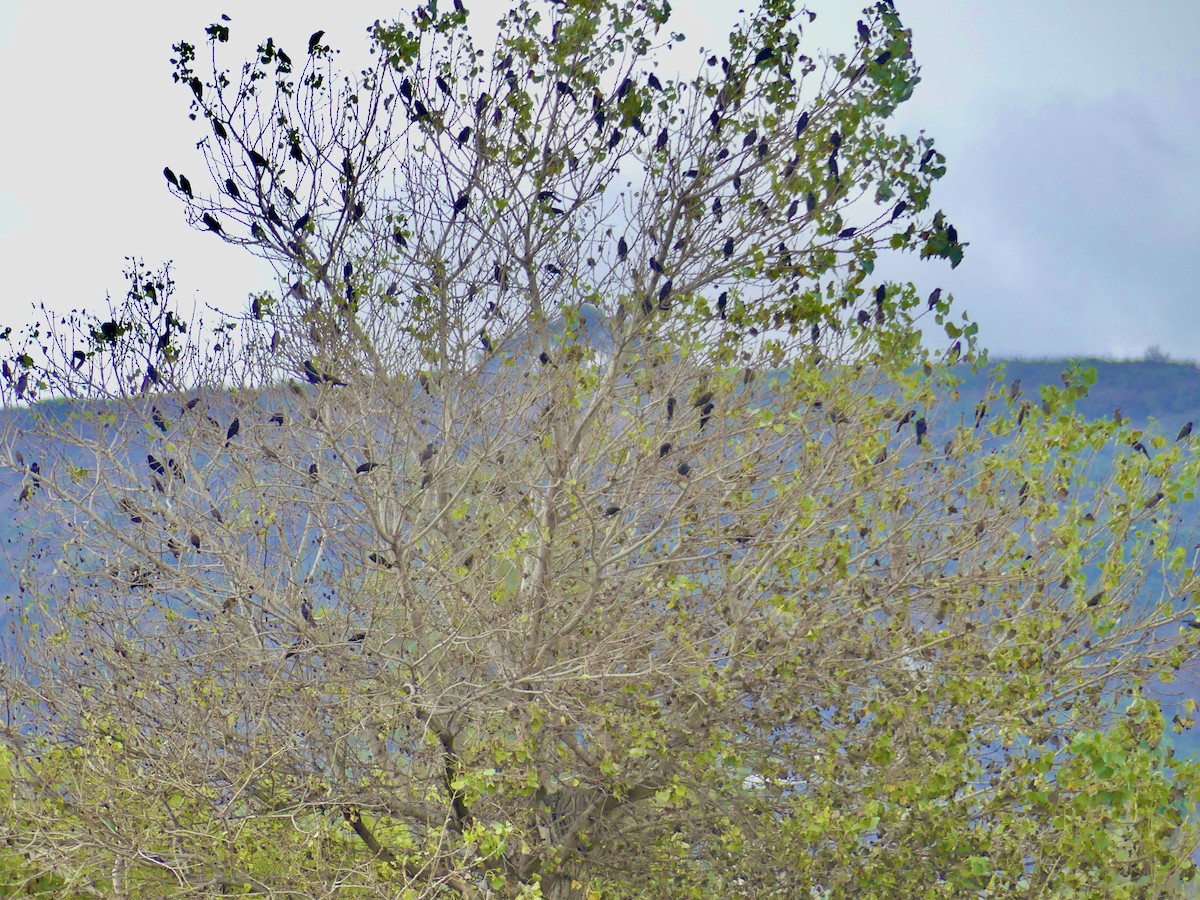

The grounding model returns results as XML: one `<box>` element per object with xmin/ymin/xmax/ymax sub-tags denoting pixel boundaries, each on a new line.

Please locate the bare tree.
<box><xmin>1</xmin><ymin>1</ymin><xmax>1198</xmax><ymax>896</ymax></box>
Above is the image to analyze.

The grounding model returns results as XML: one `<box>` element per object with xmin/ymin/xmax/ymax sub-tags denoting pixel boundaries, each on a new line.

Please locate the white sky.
<box><xmin>1</xmin><ymin>0</ymin><xmax>1197</xmax><ymax>359</ymax></box>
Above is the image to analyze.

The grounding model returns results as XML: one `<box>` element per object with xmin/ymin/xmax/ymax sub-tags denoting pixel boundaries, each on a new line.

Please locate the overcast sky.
<box><xmin>1</xmin><ymin>0</ymin><xmax>1197</xmax><ymax>360</ymax></box>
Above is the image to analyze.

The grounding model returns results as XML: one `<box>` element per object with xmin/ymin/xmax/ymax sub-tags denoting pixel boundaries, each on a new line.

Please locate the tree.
<box><xmin>2</xmin><ymin>1</ymin><xmax>1199</xmax><ymax>896</ymax></box>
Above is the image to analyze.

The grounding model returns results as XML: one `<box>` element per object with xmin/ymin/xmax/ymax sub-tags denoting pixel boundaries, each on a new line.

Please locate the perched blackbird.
<box><xmin>302</xmin><ymin>360</ymin><xmax>347</xmax><ymax>386</ymax></box>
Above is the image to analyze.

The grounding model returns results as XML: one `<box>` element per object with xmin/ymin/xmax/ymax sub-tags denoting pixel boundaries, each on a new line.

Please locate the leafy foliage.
<box><xmin>1</xmin><ymin>1</ymin><xmax>1198</xmax><ymax>897</ymax></box>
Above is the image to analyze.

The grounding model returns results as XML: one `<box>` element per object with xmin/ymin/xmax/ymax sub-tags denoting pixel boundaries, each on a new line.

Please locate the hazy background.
<box><xmin>1</xmin><ymin>0</ymin><xmax>1197</xmax><ymax>360</ymax></box>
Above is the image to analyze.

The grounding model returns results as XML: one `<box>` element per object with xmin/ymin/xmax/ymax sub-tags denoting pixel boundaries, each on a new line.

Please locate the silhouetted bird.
<box><xmin>717</xmin><ymin>292</ymin><xmax>727</xmax><ymax>319</ymax></box>
<box><xmin>617</xmin><ymin>236</ymin><xmax>628</xmax><ymax>259</ymax></box>
<box><xmin>147</xmin><ymin>454</ymin><xmax>166</xmax><ymax>476</ymax></box>
<box><xmin>202</xmin><ymin>213</ymin><xmax>222</xmax><ymax>234</ymax></box>
<box><xmin>915</xmin><ymin>417</ymin><xmax>927</xmax><ymax>445</ymax></box>
<box><xmin>368</xmin><ymin>552</ymin><xmax>394</xmax><ymax>568</ymax></box>
<box><xmin>293</xmin><ymin>213</ymin><xmax>309</xmax><ymax>232</ymax></box>
<box><xmin>1132</xmin><ymin>440</ymin><xmax>1149</xmax><ymax>458</ymax></box>
<box><xmin>656</xmin><ymin>128</ymin><xmax>668</xmax><ymax>152</ymax></box>
<box><xmin>677</xmin><ymin>462</ymin><xmax>691</xmax><ymax>476</ymax></box>
<box><xmin>655</xmin><ymin>275</ymin><xmax>674</xmax><ymax>304</ymax></box>
<box><xmin>796</xmin><ymin>111</ymin><xmax>809</xmax><ymax>136</ymax></box>
<box><xmin>947</xmin><ymin>225</ymin><xmax>958</xmax><ymax>244</ymax></box>
<box><xmin>308</xmin><ymin>30</ymin><xmax>324</xmax><ymax>54</ymax></box>
<box><xmin>890</xmin><ymin>200</ymin><xmax>907</xmax><ymax>222</ymax></box>
<box><xmin>694</xmin><ymin>392</ymin><xmax>715</xmax><ymax>430</ymax></box>
<box><xmin>356</xmin><ymin>462</ymin><xmax>379</xmax><ymax>474</ymax></box>
<box><xmin>1178</xmin><ymin>422</ymin><xmax>1193</xmax><ymax>442</ymax></box>
<box><xmin>225</xmin><ymin>418</ymin><xmax>240</xmax><ymax>443</ymax></box>
<box><xmin>269</xmin><ymin>413</ymin><xmax>284</xmax><ymax>425</ymax></box>
<box><xmin>659</xmin><ymin>442</ymin><xmax>672</xmax><ymax>457</ymax></box>
<box><xmin>723</xmin><ymin>237</ymin><xmax>734</xmax><ymax>258</ymax></box>
<box><xmin>302</xmin><ymin>360</ymin><xmax>347</xmax><ymax>386</ymax></box>
<box><xmin>457</xmin><ymin>127</ymin><xmax>471</xmax><ymax>144</ymax></box>
<box><xmin>178</xmin><ymin>175</ymin><xmax>193</xmax><ymax>199</ymax></box>
<box><xmin>248</xmin><ymin>149</ymin><xmax>270</xmax><ymax>170</ymax></box>
<box><xmin>152</xmin><ymin>408</ymin><xmax>169</xmax><ymax>433</ymax></box>
<box><xmin>267</xmin><ymin>205</ymin><xmax>283</xmax><ymax>227</ymax></box>
<box><xmin>927</xmin><ymin>288</ymin><xmax>942</xmax><ymax>310</ymax></box>
<box><xmin>753</xmin><ymin>46</ymin><xmax>774</xmax><ymax>65</ymax></box>
<box><xmin>119</xmin><ymin>499</ymin><xmax>142</xmax><ymax>525</ymax></box>
<box><xmin>647</xmin><ymin>72</ymin><xmax>663</xmax><ymax>91</ymax></box>
<box><xmin>454</xmin><ymin>193</ymin><xmax>469</xmax><ymax>212</ymax></box>
<box><xmin>604</xmin><ymin>505</ymin><xmax>620</xmax><ymax>516</ymax></box>
<box><xmin>309</xmin><ymin>463</ymin><xmax>319</xmax><ymax>482</ymax></box>
<box><xmin>163</xmin><ymin>167</ymin><xmax>179</xmax><ymax>188</ymax></box>
<box><xmin>667</xmin><ymin>396</ymin><xmax>676</xmax><ymax>420</ymax></box>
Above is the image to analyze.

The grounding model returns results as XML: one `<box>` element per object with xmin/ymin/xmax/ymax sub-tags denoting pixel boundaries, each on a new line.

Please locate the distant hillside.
<box><xmin>957</xmin><ymin>357</ymin><xmax>1200</xmax><ymax>430</ymax></box>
